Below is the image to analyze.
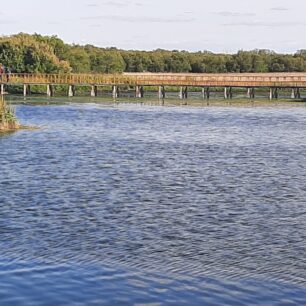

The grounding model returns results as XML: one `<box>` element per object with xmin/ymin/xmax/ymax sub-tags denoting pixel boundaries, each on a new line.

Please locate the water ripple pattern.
<box><xmin>1</xmin><ymin>103</ymin><xmax>306</xmax><ymax>305</ymax></box>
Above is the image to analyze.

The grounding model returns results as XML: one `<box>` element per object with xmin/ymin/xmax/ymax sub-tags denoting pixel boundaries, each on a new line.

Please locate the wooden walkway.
<box><xmin>1</xmin><ymin>72</ymin><xmax>306</xmax><ymax>99</ymax></box>
<box><xmin>1</xmin><ymin>72</ymin><xmax>306</xmax><ymax>87</ymax></box>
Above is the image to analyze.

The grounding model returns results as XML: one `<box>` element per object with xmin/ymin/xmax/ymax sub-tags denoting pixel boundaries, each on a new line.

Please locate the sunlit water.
<box><xmin>1</xmin><ymin>100</ymin><xmax>306</xmax><ymax>305</ymax></box>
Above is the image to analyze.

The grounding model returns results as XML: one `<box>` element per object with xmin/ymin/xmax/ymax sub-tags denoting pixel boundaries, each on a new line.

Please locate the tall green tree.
<box><xmin>1</xmin><ymin>33</ymin><xmax>306</xmax><ymax>74</ymax></box>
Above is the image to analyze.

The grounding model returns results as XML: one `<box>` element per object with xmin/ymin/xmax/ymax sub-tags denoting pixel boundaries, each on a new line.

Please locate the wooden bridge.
<box><xmin>1</xmin><ymin>72</ymin><xmax>306</xmax><ymax>99</ymax></box>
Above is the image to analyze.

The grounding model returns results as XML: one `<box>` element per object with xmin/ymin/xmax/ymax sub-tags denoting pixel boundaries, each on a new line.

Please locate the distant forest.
<box><xmin>1</xmin><ymin>33</ymin><xmax>306</xmax><ymax>74</ymax></box>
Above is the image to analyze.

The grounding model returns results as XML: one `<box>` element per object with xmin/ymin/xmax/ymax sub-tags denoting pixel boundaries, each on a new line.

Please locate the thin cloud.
<box><xmin>90</xmin><ymin>24</ymin><xmax>102</xmax><ymax>27</ymax></box>
<box><xmin>270</xmin><ymin>7</ymin><xmax>289</xmax><ymax>11</ymax></box>
<box><xmin>223</xmin><ymin>21</ymin><xmax>305</xmax><ymax>27</ymax></box>
<box><xmin>47</xmin><ymin>21</ymin><xmax>62</xmax><ymax>25</ymax></box>
<box><xmin>215</xmin><ymin>11</ymin><xmax>256</xmax><ymax>17</ymax></box>
<box><xmin>102</xmin><ymin>1</ymin><xmax>128</xmax><ymax>7</ymax></box>
<box><xmin>99</xmin><ymin>1</ymin><xmax>142</xmax><ymax>7</ymax></box>
<box><xmin>82</xmin><ymin>15</ymin><xmax>195</xmax><ymax>23</ymax></box>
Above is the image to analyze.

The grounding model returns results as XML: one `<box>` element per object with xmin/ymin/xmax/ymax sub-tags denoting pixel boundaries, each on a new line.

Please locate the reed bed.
<box><xmin>0</xmin><ymin>95</ymin><xmax>20</xmax><ymax>131</ymax></box>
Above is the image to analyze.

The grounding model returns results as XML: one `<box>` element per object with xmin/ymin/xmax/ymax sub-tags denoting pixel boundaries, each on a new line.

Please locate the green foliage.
<box><xmin>87</xmin><ymin>46</ymin><xmax>126</xmax><ymax>73</ymax></box>
<box><xmin>67</xmin><ymin>46</ymin><xmax>91</xmax><ymax>73</ymax></box>
<box><xmin>1</xmin><ymin>33</ymin><xmax>306</xmax><ymax>74</ymax></box>
<box><xmin>33</xmin><ymin>34</ymin><xmax>70</xmax><ymax>60</ymax></box>
<box><xmin>0</xmin><ymin>33</ymin><xmax>70</xmax><ymax>73</ymax></box>
<box><xmin>164</xmin><ymin>52</ymin><xmax>191</xmax><ymax>73</ymax></box>
<box><xmin>122</xmin><ymin>51</ymin><xmax>152</xmax><ymax>72</ymax></box>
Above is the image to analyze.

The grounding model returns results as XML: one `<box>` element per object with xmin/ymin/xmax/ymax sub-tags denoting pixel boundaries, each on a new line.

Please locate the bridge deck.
<box><xmin>1</xmin><ymin>73</ymin><xmax>306</xmax><ymax>87</ymax></box>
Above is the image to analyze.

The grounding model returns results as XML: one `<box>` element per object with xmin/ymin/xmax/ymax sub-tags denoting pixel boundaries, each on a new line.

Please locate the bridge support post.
<box><xmin>224</xmin><ymin>87</ymin><xmax>232</xmax><ymax>99</ymax></box>
<box><xmin>269</xmin><ymin>88</ymin><xmax>273</xmax><ymax>100</ymax></box>
<box><xmin>23</xmin><ymin>84</ymin><xmax>30</xmax><ymax>97</ymax></box>
<box><xmin>47</xmin><ymin>85</ymin><xmax>51</xmax><ymax>97</ymax></box>
<box><xmin>135</xmin><ymin>86</ymin><xmax>144</xmax><ymax>98</ymax></box>
<box><xmin>0</xmin><ymin>84</ymin><xmax>4</xmax><ymax>95</ymax></box>
<box><xmin>68</xmin><ymin>85</ymin><xmax>75</xmax><ymax>97</ymax></box>
<box><xmin>247</xmin><ymin>87</ymin><xmax>251</xmax><ymax>98</ymax></box>
<box><xmin>249</xmin><ymin>88</ymin><xmax>255</xmax><ymax>99</ymax></box>
<box><xmin>291</xmin><ymin>88</ymin><xmax>301</xmax><ymax>99</ymax></box>
<box><xmin>297</xmin><ymin>88</ymin><xmax>301</xmax><ymax>99</ymax></box>
<box><xmin>202</xmin><ymin>87</ymin><xmax>210</xmax><ymax>100</ymax></box>
<box><xmin>47</xmin><ymin>84</ymin><xmax>54</xmax><ymax>97</ymax></box>
<box><xmin>270</xmin><ymin>88</ymin><xmax>278</xmax><ymax>100</ymax></box>
<box><xmin>140</xmin><ymin>86</ymin><xmax>144</xmax><ymax>98</ymax></box>
<box><xmin>91</xmin><ymin>85</ymin><xmax>98</xmax><ymax>97</ymax></box>
<box><xmin>180</xmin><ymin>86</ymin><xmax>187</xmax><ymax>105</ymax></box>
<box><xmin>291</xmin><ymin>88</ymin><xmax>295</xmax><ymax>99</ymax></box>
<box><xmin>205</xmin><ymin>87</ymin><xmax>210</xmax><ymax>100</ymax></box>
<box><xmin>180</xmin><ymin>86</ymin><xmax>188</xmax><ymax>99</ymax></box>
<box><xmin>112</xmin><ymin>86</ymin><xmax>118</xmax><ymax>99</ymax></box>
<box><xmin>179</xmin><ymin>87</ymin><xmax>183</xmax><ymax>99</ymax></box>
<box><xmin>135</xmin><ymin>86</ymin><xmax>142</xmax><ymax>98</ymax></box>
<box><xmin>247</xmin><ymin>87</ymin><xmax>255</xmax><ymax>99</ymax></box>
<box><xmin>270</xmin><ymin>88</ymin><xmax>276</xmax><ymax>100</ymax></box>
<box><xmin>183</xmin><ymin>86</ymin><xmax>188</xmax><ymax>99</ymax></box>
<box><xmin>158</xmin><ymin>86</ymin><xmax>165</xmax><ymax>99</ymax></box>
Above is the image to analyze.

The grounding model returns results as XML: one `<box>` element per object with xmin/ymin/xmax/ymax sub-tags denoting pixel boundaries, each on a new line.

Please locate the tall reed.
<box><xmin>0</xmin><ymin>95</ymin><xmax>19</xmax><ymax>131</ymax></box>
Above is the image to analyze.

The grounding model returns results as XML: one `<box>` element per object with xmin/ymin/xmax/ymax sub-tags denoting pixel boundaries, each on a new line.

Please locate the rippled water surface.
<box><xmin>1</xmin><ymin>101</ymin><xmax>306</xmax><ymax>305</ymax></box>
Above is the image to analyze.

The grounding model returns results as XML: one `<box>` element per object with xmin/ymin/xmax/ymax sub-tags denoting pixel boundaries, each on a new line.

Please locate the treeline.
<box><xmin>1</xmin><ymin>33</ymin><xmax>306</xmax><ymax>74</ymax></box>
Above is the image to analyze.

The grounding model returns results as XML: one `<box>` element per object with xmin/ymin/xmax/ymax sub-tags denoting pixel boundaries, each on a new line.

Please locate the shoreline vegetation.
<box><xmin>0</xmin><ymin>33</ymin><xmax>306</xmax><ymax>77</ymax></box>
<box><xmin>0</xmin><ymin>95</ymin><xmax>20</xmax><ymax>132</ymax></box>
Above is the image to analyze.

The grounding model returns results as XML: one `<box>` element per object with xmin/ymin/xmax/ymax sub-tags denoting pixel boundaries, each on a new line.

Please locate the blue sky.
<box><xmin>0</xmin><ymin>0</ymin><xmax>305</xmax><ymax>53</ymax></box>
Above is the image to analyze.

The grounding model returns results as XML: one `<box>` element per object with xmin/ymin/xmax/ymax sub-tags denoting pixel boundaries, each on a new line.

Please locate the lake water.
<box><xmin>1</xmin><ymin>100</ymin><xmax>306</xmax><ymax>305</ymax></box>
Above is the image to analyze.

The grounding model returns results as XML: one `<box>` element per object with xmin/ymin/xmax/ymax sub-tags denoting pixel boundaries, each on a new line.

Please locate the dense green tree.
<box><xmin>33</xmin><ymin>34</ymin><xmax>69</xmax><ymax>60</ymax></box>
<box><xmin>1</xmin><ymin>33</ymin><xmax>306</xmax><ymax>74</ymax></box>
<box><xmin>0</xmin><ymin>33</ymin><xmax>70</xmax><ymax>73</ymax></box>
<box><xmin>252</xmin><ymin>55</ymin><xmax>268</xmax><ymax>72</ymax></box>
<box><xmin>122</xmin><ymin>51</ymin><xmax>153</xmax><ymax>72</ymax></box>
<box><xmin>148</xmin><ymin>51</ymin><xmax>166</xmax><ymax>72</ymax></box>
<box><xmin>164</xmin><ymin>52</ymin><xmax>191</xmax><ymax>72</ymax></box>
<box><xmin>67</xmin><ymin>46</ymin><xmax>91</xmax><ymax>73</ymax></box>
<box><xmin>88</xmin><ymin>47</ymin><xmax>125</xmax><ymax>73</ymax></box>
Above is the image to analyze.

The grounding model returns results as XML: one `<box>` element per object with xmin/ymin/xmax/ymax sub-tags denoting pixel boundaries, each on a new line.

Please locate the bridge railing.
<box><xmin>1</xmin><ymin>73</ymin><xmax>306</xmax><ymax>87</ymax></box>
<box><xmin>129</xmin><ymin>73</ymin><xmax>306</xmax><ymax>87</ymax></box>
<box><xmin>1</xmin><ymin>73</ymin><xmax>136</xmax><ymax>86</ymax></box>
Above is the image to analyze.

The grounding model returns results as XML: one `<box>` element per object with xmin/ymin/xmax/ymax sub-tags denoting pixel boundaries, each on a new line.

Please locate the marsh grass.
<box><xmin>0</xmin><ymin>95</ymin><xmax>20</xmax><ymax>131</ymax></box>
